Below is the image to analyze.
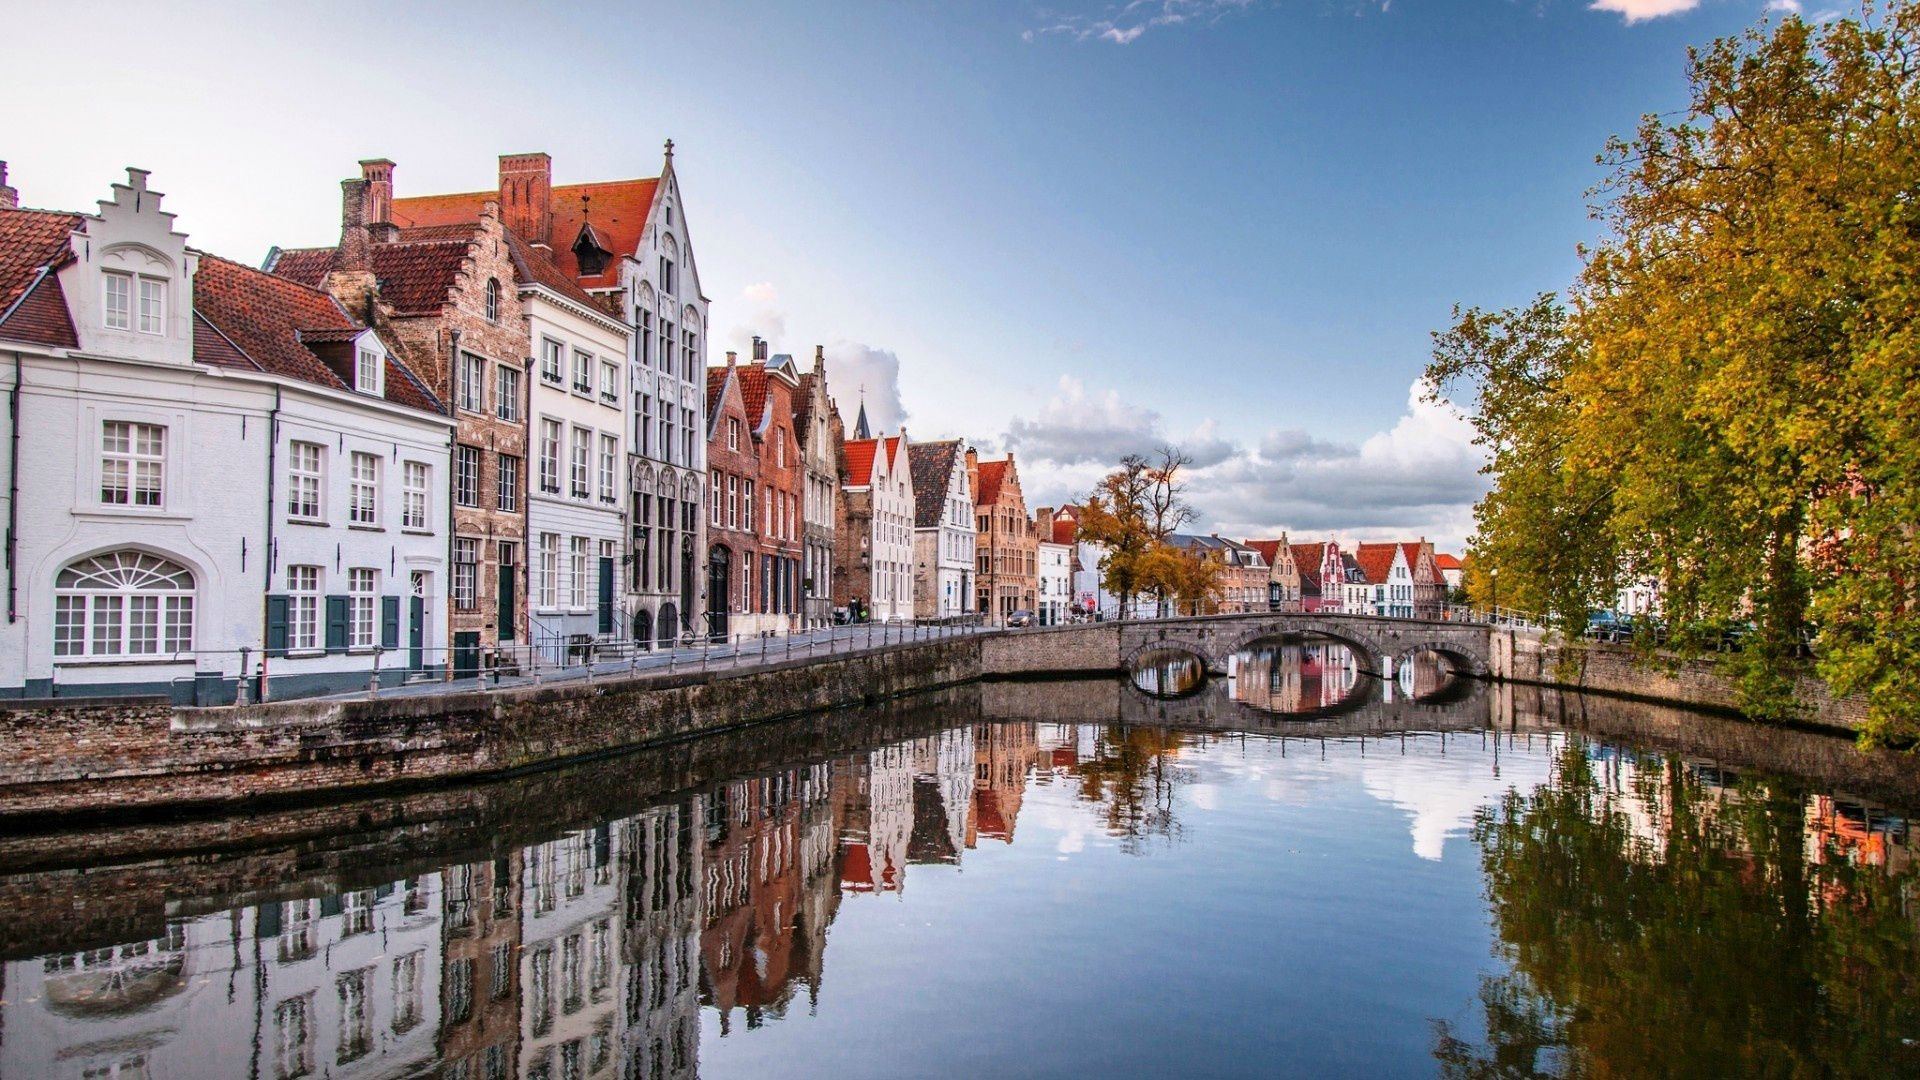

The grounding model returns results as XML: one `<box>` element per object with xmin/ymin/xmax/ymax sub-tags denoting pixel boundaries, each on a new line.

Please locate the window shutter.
<box><xmin>265</xmin><ymin>595</ymin><xmax>289</xmax><ymax>658</ymax></box>
<box><xmin>325</xmin><ymin>596</ymin><xmax>349</xmax><ymax>652</ymax></box>
<box><xmin>381</xmin><ymin>596</ymin><xmax>400</xmax><ymax>650</ymax></box>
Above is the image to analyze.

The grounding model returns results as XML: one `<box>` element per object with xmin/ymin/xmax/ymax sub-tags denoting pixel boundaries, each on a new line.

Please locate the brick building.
<box><xmin>704</xmin><ymin>357</ymin><xmax>759</xmax><ymax>639</ymax></box>
<box><xmin>1247</xmin><ymin>536</ymin><xmax>1302</xmax><ymax>611</ymax></box>
<box><xmin>967</xmin><ymin>451</ymin><xmax>1037</xmax><ymax>624</ymax></box>
<box><xmin>735</xmin><ymin>342</ymin><xmax>804</xmax><ymax>633</ymax></box>
<box><xmin>270</xmin><ymin>162</ymin><xmax>530</xmax><ymax>675</ymax></box>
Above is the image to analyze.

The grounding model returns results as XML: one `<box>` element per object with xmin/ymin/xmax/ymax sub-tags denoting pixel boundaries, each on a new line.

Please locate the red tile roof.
<box><xmin>194</xmin><ymin>251</ymin><xmax>443</xmax><ymax>414</ymax></box>
<box><xmin>268</xmin><ymin>232</ymin><xmax>477</xmax><ymax>317</ymax></box>
<box><xmin>975</xmin><ymin>459</ymin><xmax>1010</xmax><ymax>506</ymax></box>
<box><xmin>0</xmin><ymin>209</ymin><xmax>82</xmax><ymax>348</ymax></box>
<box><xmin>1050</xmin><ymin>516</ymin><xmax>1076</xmax><ymax>546</ymax></box>
<box><xmin>1434</xmin><ymin>553</ymin><xmax>1462</xmax><ymax>571</ymax></box>
<box><xmin>705</xmin><ymin>365</ymin><xmax>731</xmax><ymax>430</ymax></box>
<box><xmin>504</xmin><ymin>229</ymin><xmax>609</xmax><ymax>315</ymax></box>
<box><xmin>1401</xmin><ymin>542</ymin><xmax>1435</xmax><ymax>579</ymax></box>
<box><xmin>1245</xmin><ymin>540</ymin><xmax>1283</xmax><ymax>567</ymax></box>
<box><xmin>1354</xmin><ymin>542</ymin><xmax>1400</xmax><ymax>586</ymax></box>
<box><xmin>737</xmin><ymin>364</ymin><xmax>769</xmax><ymax>427</ymax></box>
<box><xmin>1290</xmin><ymin>544</ymin><xmax>1325</xmax><ymax>592</ymax></box>
<box><xmin>907</xmin><ymin>440</ymin><xmax>962</xmax><ymax>528</ymax></box>
<box><xmin>842</xmin><ymin>437</ymin><xmax>881</xmax><ymax>486</ymax></box>
<box><xmin>392</xmin><ymin>176</ymin><xmax>660</xmax><ymax>291</ymax></box>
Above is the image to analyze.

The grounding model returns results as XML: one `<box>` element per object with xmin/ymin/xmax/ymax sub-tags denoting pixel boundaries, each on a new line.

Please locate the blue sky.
<box><xmin>1</xmin><ymin>0</ymin><xmax>1814</xmax><ymax>548</ymax></box>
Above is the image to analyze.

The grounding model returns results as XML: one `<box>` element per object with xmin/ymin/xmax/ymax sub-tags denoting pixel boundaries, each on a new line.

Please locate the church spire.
<box><xmin>852</xmin><ymin>386</ymin><xmax>871</xmax><ymax>440</ymax></box>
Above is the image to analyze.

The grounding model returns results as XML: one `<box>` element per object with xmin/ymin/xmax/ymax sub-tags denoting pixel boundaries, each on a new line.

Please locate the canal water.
<box><xmin>4</xmin><ymin>638</ymin><xmax>1918</xmax><ymax>1078</ymax></box>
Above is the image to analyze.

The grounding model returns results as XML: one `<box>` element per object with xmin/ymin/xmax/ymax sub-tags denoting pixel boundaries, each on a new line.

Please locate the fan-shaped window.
<box><xmin>53</xmin><ymin>551</ymin><xmax>195</xmax><ymax>658</ymax></box>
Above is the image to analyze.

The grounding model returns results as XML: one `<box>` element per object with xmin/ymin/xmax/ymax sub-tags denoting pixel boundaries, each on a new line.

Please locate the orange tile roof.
<box><xmin>975</xmin><ymin>459</ymin><xmax>1010</xmax><ymax>505</ymax></box>
<box><xmin>737</xmin><ymin>364</ymin><xmax>769</xmax><ymax>427</ymax></box>
<box><xmin>1400</xmin><ymin>542</ymin><xmax>1434</xmax><ymax>578</ymax></box>
<box><xmin>1051</xmin><ymin>516</ymin><xmax>1076</xmax><ymax>546</ymax></box>
<box><xmin>1434</xmin><ymin>553</ymin><xmax>1462</xmax><ymax>571</ymax></box>
<box><xmin>0</xmin><ymin>208</ymin><xmax>82</xmax><ymax>348</ymax></box>
<box><xmin>504</xmin><ymin>229</ymin><xmax>609</xmax><ymax>315</ymax></box>
<box><xmin>268</xmin><ymin>232</ymin><xmax>477</xmax><ymax>317</ymax></box>
<box><xmin>1290</xmin><ymin>543</ymin><xmax>1325</xmax><ymax>591</ymax></box>
<box><xmin>1245</xmin><ymin>540</ymin><xmax>1284</xmax><ymax>566</ymax></box>
<box><xmin>392</xmin><ymin>177</ymin><xmax>660</xmax><ymax>291</ymax></box>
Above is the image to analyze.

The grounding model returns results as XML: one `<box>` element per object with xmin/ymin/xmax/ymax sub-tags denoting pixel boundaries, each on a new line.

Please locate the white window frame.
<box><xmin>355</xmin><ymin>347</ymin><xmax>382</xmax><ymax>395</ymax></box>
<box><xmin>288</xmin><ymin>440</ymin><xmax>324</xmax><ymax>521</ymax></box>
<box><xmin>455</xmin><ymin>445</ymin><xmax>481</xmax><ymax>508</ymax></box>
<box><xmin>570</xmin><ymin>537</ymin><xmax>589</xmax><ymax>609</ymax></box>
<box><xmin>570</xmin><ymin>426</ymin><xmax>591</xmax><ymax>498</ymax></box>
<box><xmin>349</xmin><ymin>452</ymin><xmax>380</xmax><ymax>527</ymax></box>
<box><xmin>598</xmin><ymin>434</ymin><xmax>617</xmax><ymax>504</ymax></box>
<box><xmin>100</xmin><ymin>420</ymin><xmax>166</xmax><ymax>508</ymax></box>
<box><xmin>600</xmin><ymin>359</ymin><xmax>619</xmax><ymax>405</ymax></box>
<box><xmin>540</xmin><ymin>419</ymin><xmax>562</xmax><ymax>494</ymax></box>
<box><xmin>288</xmin><ymin>565</ymin><xmax>321</xmax><ymax>651</ymax></box>
<box><xmin>348</xmin><ymin>568</ymin><xmax>377</xmax><ymax>649</ymax></box>
<box><xmin>496</xmin><ymin>364</ymin><xmax>521</xmax><ymax>422</ymax></box>
<box><xmin>572</xmin><ymin>349</ymin><xmax>593</xmax><ymax>395</ymax></box>
<box><xmin>539</xmin><ymin>534</ymin><xmax>559</xmax><ymax>609</ymax></box>
<box><xmin>53</xmin><ymin>551</ymin><xmax>195</xmax><ymax>659</ymax></box>
<box><xmin>402</xmin><ymin>461</ymin><xmax>430</xmax><ymax>530</ymax></box>
<box><xmin>103</xmin><ymin>270</ymin><xmax>133</xmax><ymax>331</ymax></box>
<box><xmin>453</xmin><ymin>539</ymin><xmax>478</xmax><ymax>611</ymax></box>
<box><xmin>457</xmin><ymin>352</ymin><xmax>486</xmax><ymax>413</ymax></box>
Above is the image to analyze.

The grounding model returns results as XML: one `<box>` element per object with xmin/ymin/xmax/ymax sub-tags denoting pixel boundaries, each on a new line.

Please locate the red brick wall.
<box><xmin>706</xmin><ymin>366</ymin><xmax>760</xmax><ymax>616</ymax></box>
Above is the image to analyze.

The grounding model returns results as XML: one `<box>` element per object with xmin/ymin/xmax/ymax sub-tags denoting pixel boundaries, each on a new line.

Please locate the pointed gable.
<box><xmin>907</xmin><ymin>440</ymin><xmax>962</xmax><ymax>527</ymax></box>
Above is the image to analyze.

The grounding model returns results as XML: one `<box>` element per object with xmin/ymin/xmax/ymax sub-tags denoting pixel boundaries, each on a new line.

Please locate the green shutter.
<box><xmin>265</xmin><ymin>595</ymin><xmax>289</xmax><ymax>657</ymax></box>
<box><xmin>325</xmin><ymin>596</ymin><xmax>349</xmax><ymax>652</ymax></box>
<box><xmin>381</xmin><ymin>596</ymin><xmax>400</xmax><ymax>650</ymax></box>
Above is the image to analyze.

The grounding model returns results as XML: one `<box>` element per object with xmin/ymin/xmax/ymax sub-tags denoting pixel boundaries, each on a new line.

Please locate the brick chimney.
<box><xmin>0</xmin><ymin>162</ymin><xmax>16</xmax><ymax>211</ymax></box>
<box><xmin>337</xmin><ymin>178</ymin><xmax>370</xmax><ymax>272</ymax></box>
<box><xmin>359</xmin><ymin>159</ymin><xmax>397</xmax><ymax>242</ymax></box>
<box><xmin>752</xmin><ymin>336</ymin><xmax>768</xmax><ymax>363</ymax></box>
<box><xmin>498</xmin><ymin>152</ymin><xmax>552</xmax><ymax>245</ymax></box>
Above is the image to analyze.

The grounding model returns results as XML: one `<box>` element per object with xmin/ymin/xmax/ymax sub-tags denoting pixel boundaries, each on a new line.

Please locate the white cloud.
<box><xmin>1025</xmin><ymin>0</ymin><xmax>1267</xmax><ymax>46</ymax></box>
<box><xmin>1588</xmin><ymin>0</ymin><xmax>1702</xmax><ymax>22</ymax></box>
<box><xmin>827</xmin><ymin>341</ymin><xmax>910</xmax><ymax>435</ymax></box>
<box><xmin>1004</xmin><ymin>377</ymin><xmax>1488</xmax><ymax>550</ymax></box>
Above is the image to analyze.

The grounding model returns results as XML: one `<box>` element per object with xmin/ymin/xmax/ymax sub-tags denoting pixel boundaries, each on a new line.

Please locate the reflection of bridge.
<box><xmin>1113</xmin><ymin>613</ymin><xmax>1492</xmax><ymax>679</ymax></box>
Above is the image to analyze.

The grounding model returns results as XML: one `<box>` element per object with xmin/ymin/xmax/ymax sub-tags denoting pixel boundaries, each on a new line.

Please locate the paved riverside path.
<box><xmin>306</xmin><ymin>622</ymin><xmax>995</xmax><ymax>703</ymax></box>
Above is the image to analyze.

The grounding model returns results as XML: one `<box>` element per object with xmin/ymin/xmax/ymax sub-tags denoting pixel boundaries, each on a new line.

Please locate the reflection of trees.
<box><xmin>1070</xmin><ymin>726</ymin><xmax>1190</xmax><ymax>853</ymax></box>
<box><xmin>1436</xmin><ymin>743</ymin><xmax>1920</xmax><ymax>1078</ymax></box>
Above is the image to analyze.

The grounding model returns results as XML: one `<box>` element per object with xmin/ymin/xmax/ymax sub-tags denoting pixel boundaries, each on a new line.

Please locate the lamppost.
<box><xmin>1490</xmin><ymin>567</ymin><xmax>1499</xmax><ymax>620</ymax></box>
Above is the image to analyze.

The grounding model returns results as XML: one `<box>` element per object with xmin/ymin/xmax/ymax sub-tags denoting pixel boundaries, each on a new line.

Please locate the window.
<box><xmin>601</xmin><ymin>359</ymin><xmax>619</xmax><ymax>405</ymax></box>
<box><xmin>104</xmin><ymin>271</ymin><xmax>132</xmax><ymax>330</ymax></box>
<box><xmin>599</xmin><ymin>435</ymin><xmax>617</xmax><ymax>503</ymax></box>
<box><xmin>541</xmin><ymin>338</ymin><xmax>563</xmax><ymax>384</ymax></box>
<box><xmin>572</xmin><ymin>350</ymin><xmax>593</xmax><ymax>394</ymax></box>
<box><xmin>710</xmin><ymin>471</ymin><xmax>723</xmax><ymax>526</ymax></box>
<box><xmin>540</xmin><ymin>420</ymin><xmax>562</xmax><ymax>493</ymax></box>
<box><xmin>743</xmin><ymin>480</ymin><xmax>755</xmax><ymax>532</ymax></box>
<box><xmin>639</xmin><ymin>395</ymin><xmax>653</xmax><ymax>458</ymax></box>
<box><xmin>53</xmin><ymin>551</ymin><xmax>194</xmax><ymax>658</ymax></box>
<box><xmin>485</xmin><ymin>278</ymin><xmax>501</xmax><ymax>323</ymax></box>
<box><xmin>393</xmin><ymin>952</ymin><xmax>423</xmax><ymax>1034</ymax></box>
<box><xmin>570</xmin><ymin>427</ymin><xmax>590</xmax><ymax>497</ymax></box>
<box><xmin>275</xmin><ymin>993</ymin><xmax>314</xmax><ymax>1080</ymax></box>
<box><xmin>638</xmin><ymin>310</ymin><xmax>652</xmax><ymax>367</ymax></box>
<box><xmin>454</xmin><ymin>539</ymin><xmax>478</xmax><ymax>611</ymax></box>
<box><xmin>348</xmin><ymin>568</ymin><xmax>376</xmax><ymax>648</ymax></box>
<box><xmin>288</xmin><ymin>441</ymin><xmax>323</xmax><ymax>520</ymax></box>
<box><xmin>660</xmin><ymin>407</ymin><xmax>674</xmax><ymax>466</ymax></box>
<box><xmin>681</xmin><ymin>327</ymin><xmax>696</xmax><ymax>382</ymax></box>
<box><xmin>355</xmin><ymin>347</ymin><xmax>381</xmax><ymax>394</ymax></box>
<box><xmin>349</xmin><ymin>452</ymin><xmax>379</xmax><ymax>525</ymax></box>
<box><xmin>726</xmin><ymin>418</ymin><xmax>739</xmax><ymax>451</ymax></box>
<box><xmin>338</xmin><ymin>966</ymin><xmax>373</xmax><ymax>1063</ymax></box>
<box><xmin>775</xmin><ymin>429</ymin><xmax>786</xmax><ymax>467</ymax></box>
<box><xmin>726</xmin><ymin>475</ymin><xmax>738</xmax><ymax>528</ymax></box>
<box><xmin>289</xmin><ymin>565</ymin><xmax>320</xmax><ymax>651</ymax></box>
<box><xmin>455</xmin><ymin>446</ymin><xmax>481</xmax><ymax>508</ymax></box>
<box><xmin>570</xmin><ymin>538</ymin><xmax>589</xmax><ymax>608</ymax></box>
<box><xmin>101</xmin><ymin>421</ymin><xmax>165</xmax><ymax>507</ymax></box>
<box><xmin>539</xmin><ymin>534</ymin><xmax>559</xmax><ymax>609</ymax></box>
<box><xmin>458</xmin><ymin>352</ymin><xmax>486</xmax><ymax>413</ymax></box>
<box><xmin>658</xmin><ymin>321</ymin><xmax>674</xmax><ymax>384</ymax></box>
<box><xmin>659</xmin><ymin>257</ymin><xmax>675</xmax><ymax>296</ymax></box>
<box><xmin>497</xmin><ymin>454</ymin><xmax>520</xmax><ymax>512</ymax></box>
<box><xmin>682</xmin><ymin>407</ymin><xmax>695</xmax><ymax>465</ymax></box>
<box><xmin>496</xmin><ymin>364</ymin><xmax>521</xmax><ymax>422</ymax></box>
<box><xmin>402</xmin><ymin>462</ymin><xmax>430</xmax><ymax>529</ymax></box>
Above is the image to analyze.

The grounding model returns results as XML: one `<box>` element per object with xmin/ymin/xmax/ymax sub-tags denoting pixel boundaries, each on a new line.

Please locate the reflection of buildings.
<box><xmin>1230</xmin><ymin>641</ymin><xmax>1358</xmax><ymax>713</ymax></box>
<box><xmin>701</xmin><ymin>763</ymin><xmax>840</xmax><ymax>1030</ymax></box>
<box><xmin>970</xmin><ymin>723</ymin><xmax>1042</xmax><ymax>846</ymax></box>
<box><xmin>1806</xmin><ymin>795</ymin><xmax>1912</xmax><ymax>875</ymax></box>
<box><xmin>622</xmin><ymin>802</ymin><xmax>702</xmax><ymax>1080</ymax></box>
<box><xmin>0</xmin><ymin>879</ymin><xmax>447</xmax><ymax>1079</ymax></box>
<box><xmin>520</xmin><ymin>825</ymin><xmax>622</xmax><ymax>1079</ymax></box>
<box><xmin>439</xmin><ymin>854</ymin><xmax>523</xmax><ymax>1079</ymax></box>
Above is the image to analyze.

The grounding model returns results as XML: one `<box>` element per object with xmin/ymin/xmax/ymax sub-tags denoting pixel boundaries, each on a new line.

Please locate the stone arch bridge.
<box><xmin>1118</xmin><ymin>612</ymin><xmax>1492</xmax><ymax>678</ymax></box>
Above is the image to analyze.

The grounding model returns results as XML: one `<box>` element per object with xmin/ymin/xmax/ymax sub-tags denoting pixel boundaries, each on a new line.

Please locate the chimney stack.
<box><xmin>0</xmin><ymin>162</ymin><xmax>16</xmax><ymax>211</ymax></box>
<box><xmin>752</xmin><ymin>336</ymin><xmax>768</xmax><ymax>363</ymax></box>
<box><xmin>359</xmin><ymin>159</ymin><xmax>397</xmax><ymax>243</ymax></box>
<box><xmin>725</xmin><ymin>350</ymin><xmax>737</xmax><ymax>367</ymax></box>
<box><xmin>498</xmin><ymin>152</ymin><xmax>553</xmax><ymax>246</ymax></box>
<box><xmin>338</xmin><ymin>178</ymin><xmax>371</xmax><ymax>272</ymax></box>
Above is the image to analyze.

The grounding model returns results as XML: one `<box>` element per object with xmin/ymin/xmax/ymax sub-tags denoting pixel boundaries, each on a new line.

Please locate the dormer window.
<box><xmin>355</xmin><ymin>347</ymin><xmax>382</xmax><ymax>395</ymax></box>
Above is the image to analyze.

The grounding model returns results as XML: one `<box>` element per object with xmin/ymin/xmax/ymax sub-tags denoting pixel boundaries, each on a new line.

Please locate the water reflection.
<box><xmin>1129</xmin><ymin>647</ymin><xmax>1206</xmax><ymax>698</ymax></box>
<box><xmin>6</xmin><ymin>693</ymin><xmax>1920</xmax><ymax>1078</ymax></box>
<box><xmin>1227</xmin><ymin>636</ymin><xmax>1362</xmax><ymax>714</ymax></box>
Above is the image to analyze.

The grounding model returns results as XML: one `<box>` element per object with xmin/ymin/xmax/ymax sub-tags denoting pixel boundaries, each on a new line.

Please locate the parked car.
<box><xmin>1586</xmin><ymin>610</ymin><xmax>1632</xmax><ymax>643</ymax></box>
<box><xmin>1007</xmin><ymin>610</ymin><xmax>1034</xmax><ymax>628</ymax></box>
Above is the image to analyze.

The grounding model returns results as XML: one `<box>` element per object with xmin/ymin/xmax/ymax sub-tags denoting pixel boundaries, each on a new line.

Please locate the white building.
<box><xmin>908</xmin><ymin>440</ymin><xmax>975</xmax><ymax>620</ymax></box>
<box><xmin>0</xmin><ymin>166</ymin><xmax>452</xmax><ymax>703</ymax></box>
<box><xmin>839</xmin><ymin>432</ymin><xmax>916</xmax><ymax>622</ymax></box>
<box><xmin>1037</xmin><ymin>539</ymin><xmax>1072</xmax><ymax>626</ymax></box>
<box><xmin>516</xmin><ymin>236</ymin><xmax>631</xmax><ymax>664</ymax></box>
<box><xmin>389</xmin><ymin>146</ymin><xmax>708</xmax><ymax>648</ymax></box>
<box><xmin>521</xmin><ymin>823</ymin><xmax>625</xmax><ymax>1078</ymax></box>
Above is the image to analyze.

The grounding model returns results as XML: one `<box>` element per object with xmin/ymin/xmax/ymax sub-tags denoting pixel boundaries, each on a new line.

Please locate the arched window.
<box><xmin>485</xmin><ymin>278</ymin><xmax>501</xmax><ymax>323</ymax></box>
<box><xmin>53</xmin><ymin>551</ymin><xmax>195</xmax><ymax>657</ymax></box>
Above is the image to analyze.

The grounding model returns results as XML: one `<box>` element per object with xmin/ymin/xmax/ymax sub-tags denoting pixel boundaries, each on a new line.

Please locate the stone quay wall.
<box><xmin>1489</xmin><ymin>627</ymin><xmax>1870</xmax><ymax>734</ymax></box>
<box><xmin>0</xmin><ymin>637</ymin><xmax>981</xmax><ymax>822</ymax></box>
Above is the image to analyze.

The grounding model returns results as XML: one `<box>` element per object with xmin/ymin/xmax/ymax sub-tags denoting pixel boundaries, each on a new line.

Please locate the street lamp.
<box><xmin>1490</xmin><ymin>567</ymin><xmax>1499</xmax><ymax>619</ymax></box>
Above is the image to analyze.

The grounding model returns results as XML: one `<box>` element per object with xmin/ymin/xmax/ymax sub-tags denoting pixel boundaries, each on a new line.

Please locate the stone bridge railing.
<box><xmin>980</xmin><ymin>612</ymin><xmax>1494</xmax><ymax>680</ymax></box>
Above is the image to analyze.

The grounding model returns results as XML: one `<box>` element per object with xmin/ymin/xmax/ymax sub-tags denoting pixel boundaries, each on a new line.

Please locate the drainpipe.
<box><xmin>444</xmin><ymin>329</ymin><xmax>461</xmax><ymax>681</ymax></box>
<box><xmin>7</xmin><ymin>350</ymin><xmax>21</xmax><ymax>624</ymax></box>
<box><xmin>257</xmin><ymin>385</ymin><xmax>282</xmax><ymax>701</ymax></box>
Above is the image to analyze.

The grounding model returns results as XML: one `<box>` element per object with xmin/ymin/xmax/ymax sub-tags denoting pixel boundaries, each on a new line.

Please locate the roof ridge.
<box><xmin>192</xmin><ymin>248</ymin><xmax>342</xmax><ymax>302</ymax></box>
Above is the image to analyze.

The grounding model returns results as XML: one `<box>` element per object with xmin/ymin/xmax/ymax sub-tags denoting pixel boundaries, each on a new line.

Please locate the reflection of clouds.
<box><xmin>1024</xmin><ymin>791</ymin><xmax>1097</xmax><ymax>857</ymax></box>
<box><xmin>1189</xmin><ymin>783</ymin><xmax>1220</xmax><ymax>812</ymax></box>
